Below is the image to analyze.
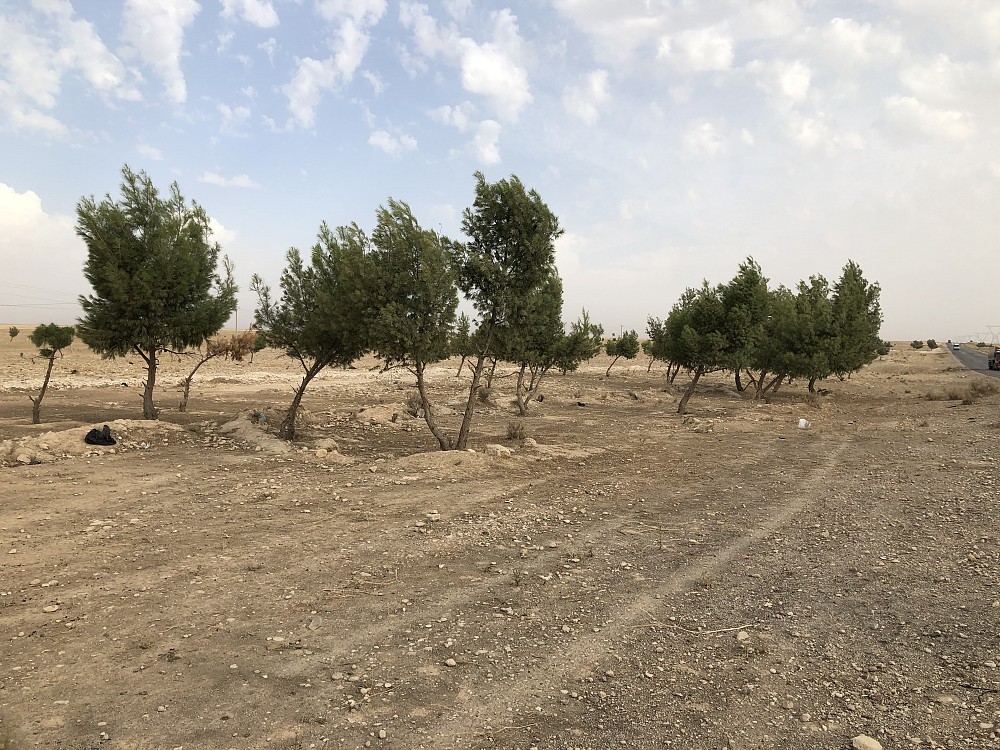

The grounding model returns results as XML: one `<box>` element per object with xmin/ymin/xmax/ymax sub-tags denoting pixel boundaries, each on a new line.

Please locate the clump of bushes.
<box><xmin>506</xmin><ymin>420</ymin><xmax>526</xmax><ymax>440</ymax></box>
<box><xmin>911</xmin><ymin>340</ymin><xmax>924</xmax><ymax>349</ymax></box>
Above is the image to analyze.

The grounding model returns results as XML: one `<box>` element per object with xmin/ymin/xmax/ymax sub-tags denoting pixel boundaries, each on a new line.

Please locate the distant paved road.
<box><xmin>951</xmin><ymin>344</ymin><xmax>1000</xmax><ymax>378</ymax></box>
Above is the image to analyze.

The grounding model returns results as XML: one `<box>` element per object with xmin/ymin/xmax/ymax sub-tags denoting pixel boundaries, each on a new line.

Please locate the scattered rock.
<box><xmin>852</xmin><ymin>735</ymin><xmax>883</xmax><ymax>750</ymax></box>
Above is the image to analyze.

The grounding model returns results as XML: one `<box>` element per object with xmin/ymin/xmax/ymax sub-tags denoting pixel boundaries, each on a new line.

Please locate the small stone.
<box><xmin>42</xmin><ymin>605</ymin><xmax>59</xmax><ymax>613</ymax></box>
<box><xmin>316</xmin><ymin>448</ymin><xmax>329</xmax><ymax>459</ymax></box>
<box><xmin>852</xmin><ymin>735</ymin><xmax>883</xmax><ymax>750</ymax></box>
<box><xmin>736</xmin><ymin>630</ymin><xmax>751</xmax><ymax>642</ymax></box>
<box><xmin>378</xmin><ymin>729</ymin><xmax>387</xmax><ymax>739</ymax></box>
<box><xmin>444</xmin><ymin>658</ymin><xmax>457</xmax><ymax>667</ymax></box>
<box><xmin>800</xmin><ymin>713</ymin><xmax>811</xmax><ymax>722</ymax></box>
<box><xmin>16</xmin><ymin>454</ymin><xmax>31</xmax><ymax>464</ymax></box>
<box><xmin>156</xmin><ymin>705</ymin><xmax>167</xmax><ymax>712</ymax></box>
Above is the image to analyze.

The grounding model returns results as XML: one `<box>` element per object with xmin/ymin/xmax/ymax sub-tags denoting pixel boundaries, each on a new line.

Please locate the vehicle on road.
<box><xmin>953</xmin><ymin>342</ymin><xmax>961</xmax><ymax>350</ymax></box>
<box><xmin>989</xmin><ymin>347</ymin><xmax>1000</xmax><ymax>370</ymax></box>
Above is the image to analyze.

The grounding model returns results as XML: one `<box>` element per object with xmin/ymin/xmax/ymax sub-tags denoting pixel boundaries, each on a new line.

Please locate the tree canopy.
<box><xmin>76</xmin><ymin>165</ymin><xmax>236</xmax><ymax>419</ymax></box>
<box><xmin>252</xmin><ymin>224</ymin><xmax>368</xmax><ymax>439</ymax></box>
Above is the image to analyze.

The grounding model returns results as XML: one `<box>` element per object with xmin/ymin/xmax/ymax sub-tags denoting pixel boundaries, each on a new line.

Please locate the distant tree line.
<box><xmin>60</xmin><ymin>164</ymin><xmax>885</xmax><ymax>446</ymax></box>
<box><xmin>646</xmin><ymin>258</ymin><xmax>885</xmax><ymax>414</ymax></box>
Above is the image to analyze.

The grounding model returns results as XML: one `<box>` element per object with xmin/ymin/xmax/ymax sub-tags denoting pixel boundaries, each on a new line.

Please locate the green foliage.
<box><xmin>644</xmin><ymin>317</ymin><xmax>670</xmax><ymax>365</ymax></box>
<box><xmin>451</xmin><ymin>313</ymin><xmax>474</xmax><ymax>359</ymax></box>
<box><xmin>452</xmin><ymin>172</ymin><xmax>563</xmax><ymax>448</ymax></box>
<box><xmin>28</xmin><ymin>323</ymin><xmax>75</xmax><ymax>423</ymax></box>
<box><xmin>911</xmin><ymin>340</ymin><xmax>924</xmax><ymax>349</ymax></box>
<box><xmin>506</xmin><ymin>420</ymin><xmax>526</xmax><ymax>440</ymax></box>
<box><xmin>8</xmin><ymin>326</ymin><xmax>18</xmax><ymax>341</ymax></box>
<box><xmin>555</xmin><ymin>309</ymin><xmax>604</xmax><ymax>374</ymax></box>
<box><xmin>363</xmin><ymin>199</ymin><xmax>459</xmax><ymax>449</ymax></box>
<box><xmin>719</xmin><ymin>257</ymin><xmax>770</xmax><ymax>374</ymax></box>
<box><xmin>662</xmin><ymin>281</ymin><xmax>729</xmax><ymax>413</ymax></box>
<box><xmin>977</xmin><ymin>341</ymin><xmax>987</xmax><ymax>348</ymax></box>
<box><xmin>876</xmin><ymin>339</ymin><xmax>891</xmax><ymax>356</ymax></box>
<box><xmin>926</xmin><ymin>339</ymin><xmax>937</xmax><ymax>349</ymax></box>
<box><xmin>828</xmin><ymin>260</ymin><xmax>883</xmax><ymax>376</ymax></box>
<box><xmin>605</xmin><ymin>329</ymin><xmax>640</xmax><ymax>376</ymax></box>
<box><xmin>252</xmin><ymin>224</ymin><xmax>368</xmax><ymax>439</ymax></box>
<box><xmin>365</xmin><ymin>199</ymin><xmax>458</xmax><ymax>368</ymax></box>
<box><xmin>76</xmin><ymin>165</ymin><xmax>236</xmax><ymax>418</ymax></box>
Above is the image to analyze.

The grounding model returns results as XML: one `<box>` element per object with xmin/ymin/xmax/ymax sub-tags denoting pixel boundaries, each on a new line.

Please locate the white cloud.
<box><xmin>820</xmin><ymin>17</ymin><xmax>903</xmax><ymax>68</ymax></box>
<box><xmin>136</xmin><ymin>142</ymin><xmax>163</xmax><ymax>161</ymax></box>
<box><xmin>258</xmin><ymin>37</ymin><xmax>277</xmax><ymax>63</ymax></box>
<box><xmin>429</xmin><ymin>101</ymin><xmax>477</xmax><ymax>133</ymax></box>
<box><xmin>122</xmin><ymin>0</ymin><xmax>200</xmax><ymax>104</ymax></box>
<box><xmin>281</xmin><ymin>0</ymin><xmax>386</xmax><ymax>128</ymax></box>
<box><xmin>562</xmin><ymin>69</ymin><xmax>609</xmax><ymax>124</ymax></box>
<box><xmin>0</xmin><ymin>4</ymin><xmax>140</xmax><ymax>136</ymax></box>
<box><xmin>881</xmin><ymin>95</ymin><xmax>974</xmax><ymax>141</ymax></box>
<box><xmin>221</xmin><ymin>0</ymin><xmax>279</xmax><ymax>29</ymax></box>
<box><xmin>199</xmin><ymin>172</ymin><xmax>262</xmax><ymax>188</ymax></box>
<box><xmin>400</xmin><ymin>5</ymin><xmax>532</xmax><ymax>122</ymax></box>
<box><xmin>218</xmin><ymin>102</ymin><xmax>252</xmax><ymax>135</ymax></box>
<box><xmin>362</xmin><ymin>70</ymin><xmax>384</xmax><ymax>94</ymax></box>
<box><xmin>658</xmin><ymin>26</ymin><xmax>734</xmax><ymax>72</ymax></box>
<box><xmin>683</xmin><ymin>121</ymin><xmax>725</xmax><ymax>156</ymax></box>
<box><xmin>368</xmin><ymin>129</ymin><xmax>417</xmax><ymax>156</ymax></box>
<box><xmin>0</xmin><ymin>182</ymin><xmax>84</xmax><ymax>321</ymax></box>
<box><xmin>472</xmin><ymin>119</ymin><xmax>501</xmax><ymax>164</ymax></box>
<box><xmin>208</xmin><ymin>216</ymin><xmax>237</xmax><ymax>245</ymax></box>
<box><xmin>282</xmin><ymin>57</ymin><xmax>338</xmax><ymax>128</ymax></box>
<box><xmin>747</xmin><ymin>58</ymin><xmax>812</xmax><ymax>106</ymax></box>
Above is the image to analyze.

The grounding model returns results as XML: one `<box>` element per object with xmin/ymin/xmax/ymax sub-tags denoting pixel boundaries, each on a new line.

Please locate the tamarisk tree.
<box><xmin>28</xmin><ymin>324</ymin><xmax>74</xmax><ymax>424</ymax></box>
<box><xmin>76</xmin><ymin>165</ymin><xmax>237</xmax><ymax>419</ymax></box>
<box><xmin>252</xmin><ymin>224</ymin><xmax>367</xmax><ymax>440</ymax></box>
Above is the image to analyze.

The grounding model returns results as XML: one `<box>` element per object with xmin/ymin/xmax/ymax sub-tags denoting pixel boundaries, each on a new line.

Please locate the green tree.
<box><xmin>643</xmin><ymin>317</ymin><xmax>672</xmax><ymax>373</ymax></box>
<box><xmin>926</xmin><ymin>339</ymin><xmax>938</xmax><ymax>350</ymax></box>
<box><xmin>76</xmin><ymin>165</ymin><xmax>237</xmax><ymax>419</ymax></box>
<box><xmin>499</xmin><ymin>268</ymin><xmax>565</xmax><ymax>415</ymax></box>
<box><xmin>663</xmin><ymin>282</ymin><xmax>728</xmax><ymax>414</ymax></box>
<box><xmin>604</xmin><ymin>329</ymin><xmax>640</xmax><ymax>377</ymax></box>
<box><xmin>829</xmin><ymin>260</ymin><xmax>883</xmax><ymax>377</ymax></box>
<box><xmin>911</xmin><ymin>340</ymin><xmax>924</xmax><ymax>349</ymax></box>
<box><xmin>252</xmin><ymin>224</ymin><xmax>368</xmax><ymax>440</ymax></box>
<box><xmin>8</xmin><ymin>326</ymin><xmax>18</xmax><ymax>342</ymax></box>
<box><xmin>28</xmin><ymin>324</ymin><xmax>75</xmax><ymax>424</ymax></box>
<box><xmin>555</xmin><ymin>309</ymin><xmax>604</xmax><ymax>375</ymax></box>
<box><xmin>451</xmin><ymin>313</ymin><xmax>474</xmax><ymax>376</ymax></box>
<box><xmin>364</xmin><ymin>199</ymin><xmax>460</xmax><ymax>450</ymax></box>
<box><xmin>452</xmin><ymin>172</ymin><xmax>563</xmax><ymax>449</ymax></box>
<box><xmin>720</xmin><ymin>257</ymin><xmax>770</xmax><ymax>392</ymax></box>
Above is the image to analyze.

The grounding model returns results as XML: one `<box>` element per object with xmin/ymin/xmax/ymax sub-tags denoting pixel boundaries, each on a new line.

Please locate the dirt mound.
<box><xmin>0</xmin><ymin>419</ymin><xmax>186</xmax><ymax>465</ymax></box>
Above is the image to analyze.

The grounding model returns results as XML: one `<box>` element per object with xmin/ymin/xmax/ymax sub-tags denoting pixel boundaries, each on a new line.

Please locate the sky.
<box><xmin>1</xmin><ymin>0</ymin><xmax>999</xmax><ymax>343</ymax></box>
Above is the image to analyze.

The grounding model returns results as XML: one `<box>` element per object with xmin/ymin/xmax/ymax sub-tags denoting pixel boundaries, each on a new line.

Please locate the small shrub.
<box><xmin>926</xmin><ymin>339</ymin><xmax>937</xmax><ymax>349</ymax></box>
<box><xmin>405</xmin><ymin>392</ymin><xmax>422</xmax><ymax>417</ymax></box>
<box><xmin>7</xmin><ymin>326</ymin><xmax>18</xmax><ymax>342</ymax></box>
<box><xmin>506</xmin><ymin>420</ymin><xmax>526</xmax><ymax>440</ymax></box>
<box><xmin>910</xmin><ymin>340</ymin><xmax>924</xmax><ymax>349</ymax></box>
<box><xmin>924</xmin><ymin>381</ymin><xmax>998</xmax><ymax>402</ymax></box>
<box><xmin>978</xmin><ymin>341</ymin><xmax>988</xmax><ymax>348</ymax></box>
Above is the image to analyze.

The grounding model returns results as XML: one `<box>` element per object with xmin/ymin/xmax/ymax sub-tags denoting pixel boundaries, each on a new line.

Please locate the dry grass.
<box><xmin>923</xmin><ymin>380</ymin><xmax>999</xmax><ymax>402</ymax></box>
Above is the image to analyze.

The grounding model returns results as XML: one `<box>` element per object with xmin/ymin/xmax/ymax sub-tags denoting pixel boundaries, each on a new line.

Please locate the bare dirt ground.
<box><xmin>1</xmin><ymin>332</ymin><xmax>998</xmax><ymax>750</ymax></box>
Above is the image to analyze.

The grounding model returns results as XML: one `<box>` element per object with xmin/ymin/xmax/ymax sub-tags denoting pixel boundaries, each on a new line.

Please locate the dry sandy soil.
<box><xmin>0</xmin><ymin>330</ymin><xmax>998</xmax><ymax>750</ymax></box>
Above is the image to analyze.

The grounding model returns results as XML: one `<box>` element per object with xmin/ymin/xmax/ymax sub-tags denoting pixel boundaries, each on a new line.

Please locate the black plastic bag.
<box><xmin>84</xmin><ymin>425</ymin><xmax>116</xmax><ymax>446</ymax></box>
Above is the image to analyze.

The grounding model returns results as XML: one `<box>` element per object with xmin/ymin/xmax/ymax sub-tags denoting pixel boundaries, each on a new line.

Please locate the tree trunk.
<box><xmin>414</xmin><ymin>361</ymin><xmax>451</xmax><ymax>450</ymax></box>
<box><xmin>30</xmin><ymin>354</ymin><xmax>56</xmax><ymax>424</ymax></box>
<box><xmin>279</xmin><ymin>369</ymin><xmax>319</xmax><ymax>441</ymax></box>
<box><xmin>141</xmin><ymin>346</ymin><xmax>159</xmax><ymax>419</ymax></box>
<box><xmin>605</xmin><ymin>355</ymin><xmax>621</xmax><ymax>378</ymax></box>
<box><xmin>456</xmin><ymin>321</ymin><xmax>496</xmax><ymax>451</ymax></box>
<box><xmin>676</xmin><ymin>369</ymin><xmax>702</xmax><ymax>415</ymax></box>
<box><xmin>735</xmin><ymin>370</ymin><xmax>745</xmax><ymax>392</ymax></box>
<box><xmin>770</xmin><ymin>372</ymin><xmax>788</xmax><ymax>395</ymax></box>
<box><xmin>808</xmin><ymin>377</ymin><xmax>817</xmax><ymax>393</ymax></box>
<box><xmin>514</xmin><ymin>363</ymin><xmax>529</xmax><ymax>416</ymax></box>
<box><xmin>646</xmin><ymin>357</ymin><xmax>654</xmax><ymax>373</ymax></box>
<box><xmin>179</xmin><ymin>353</ymin><xmax>218</xmax><ymax>412</ymax></box>
<box><xmin>456</xmin><ymin>355</ymin><xmax>467</xmax><ymax>377</ymax></box>
<box><xmin>485</xmin><ymin>357</ymin><xmax>498</xmax><ymax>388</ymax></box>
<box><xmin>669</xmin><ymin>363</ymin><xmax>681</xmax><ymax>384</ymax></box>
